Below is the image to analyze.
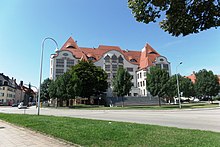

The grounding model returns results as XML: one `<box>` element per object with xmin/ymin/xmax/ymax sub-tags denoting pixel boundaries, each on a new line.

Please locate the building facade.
<box><xmin>50</xmin><ymin>37</ymin><xmax>170</xmax><ymax>97</ymax></box>
<box><xmin>0</xmin><ymin>73</ymin><xmax>16</xmax><ymax>105</ymax></box>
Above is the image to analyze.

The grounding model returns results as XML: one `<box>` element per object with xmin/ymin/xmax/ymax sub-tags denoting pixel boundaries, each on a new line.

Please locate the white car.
<box><xmin>18</xmin><ymin>102</ymin><xmax>27</xmax><ymax>109</ymax></box>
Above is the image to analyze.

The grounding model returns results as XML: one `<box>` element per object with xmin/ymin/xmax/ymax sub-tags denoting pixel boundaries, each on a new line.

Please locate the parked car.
<box><xmin>12</xmin><ymin>103</ymin><xmax>19</xmax><ymax>107</ymax></box>
<box><xmin>18</xmin><ymin>102</ymin><xmax>27</xmax><ymax>109</ymax></box>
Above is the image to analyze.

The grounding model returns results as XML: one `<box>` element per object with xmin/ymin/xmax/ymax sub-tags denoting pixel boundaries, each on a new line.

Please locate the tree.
<box><xmin>67</xmin><ymin>72</ymin><xmax>82</xmax><ymax>105</ymax></box>
<box><xmin>40</xmin><ymin>78</ymin><xmax>52</xmax><ymax>101</ymax></box>
<box><xmin>112</xmin><ymin>67</ymin><xmax>133</xmax><ymax>107</ymax></box>
<box><xmin>146</xmin><ymin>66</ymin><xmax>170</xmax><ymax>106</ymax></box>
<box><xmin>69</xmin><ymin>61</ymin><xmax>108</xmax><ymax>104</ymax></box>
<box><xmin>48</xmin><ymin>80</ymin><xmax>58</xmax><ymax>100</ymax></box>
<box><xmin>55</xmin><ymin>72</ymin><xmax>81</xmax><ymax>106</ymax></box>
<box><xmin>128</xmin><ymin>0</ymin><xmax>220</xmax><ymax>36</ymax></box>
<box><xmin>166</xmin><ymin>75</ymin><xmax>195</xmax><ymax>103</ymax></box>
<box><xmin>48</xmin><ymin>72</ymin><xmax>82</xmax><ymax>107</ymax></box>
<box><xmin>91</xmin><ymin>67</ymin><xmax>108</xmax><ymax>97</ymax></box>
<box><xmin>195</xmin><ymin>69</ymin><xmax>220</xmax><ymax>101</ymax></box>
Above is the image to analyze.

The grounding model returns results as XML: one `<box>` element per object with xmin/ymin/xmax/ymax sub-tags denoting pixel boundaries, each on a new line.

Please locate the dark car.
<box><xmin>12</xmin><ymin>103</ymin><xmax>19</xmax><ymax>107</ymax></box>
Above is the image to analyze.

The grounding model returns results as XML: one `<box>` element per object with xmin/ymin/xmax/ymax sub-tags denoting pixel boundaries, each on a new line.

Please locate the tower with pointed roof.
<box><xmin>50</xmin><ymin>37</ymin><xmax>170</xmax><ymax>97</ymax></box>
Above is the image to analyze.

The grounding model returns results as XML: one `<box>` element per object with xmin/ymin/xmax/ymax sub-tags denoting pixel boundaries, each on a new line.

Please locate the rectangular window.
<box><xmin>163</xmin><ymin>64</ymin><xmax>169</xmax><ymax>71</ymax></box>
<box><xmin>56</xmin><ymin>59</ymin><xmax>64</xmax><ymax>67</ymax></box>
<box><xmin>143</xmin><ymin>81</ymin><xmax>145</xmax><ymax>86</ymax></box>
<box><xmin>156</xmin><ymin>64</ymin><xmax>161</xmax><ymax>69</ymax></box>
<box><xmin>112</xmin><ymin>65</ymin><xmax>118</xmax><ymax>71</ymax></box>
<box><xmin>105</xmin><ymin>65</ymin><xmax>110</xmax><ymax>71</ymax></box>
<box><xmin>0</xmin><ymin>93</ymin><xmax>4</xmax><ymax>97</ymax></box>
<box><xmin>67</xmin><ymin>59</ymin><xmax>74</xmax><ymax>68</ymax></box>
<box><xmin>56</xmin><ymin>69</ymin><xmax>64</xmax><ymax>75</ymax></box>
<box><xmin>127</xmin><ymin>67</ymin><xmax>133</xmax><ymax>72</ymax></box>
<box><xmin>140</xmin><ymin>73</ymin><xmax>142</xmax><ymax>79</ymax></box>
<box><xmin>144</xmin><ymin>72</ymin><xmax>147</xmax><ymax>77</ymax></box>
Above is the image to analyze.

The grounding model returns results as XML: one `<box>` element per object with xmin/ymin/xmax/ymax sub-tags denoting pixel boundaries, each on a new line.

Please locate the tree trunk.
<box><xmin>122</xmin><ymin>96</ymin><xmax>124</xmax><ymax>107</ymax></box>
<box><xmin>158</xmin><ymin>97</ymin><xmax>161</xmax><ymax>107</ymax></box>
<box><xmin>66</xmin><ymin>100</ymin><xmax>69</xmax><ymax>107</ymax></box>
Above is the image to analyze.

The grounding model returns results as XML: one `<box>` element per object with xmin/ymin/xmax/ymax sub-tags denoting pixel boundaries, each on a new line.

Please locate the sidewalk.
<box><xmin>0</xmin><ymin>120</ymin><xmax>74</xmax><ymax>147</ymax></box>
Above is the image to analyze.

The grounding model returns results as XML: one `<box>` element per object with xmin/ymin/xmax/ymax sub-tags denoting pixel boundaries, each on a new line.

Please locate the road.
<box><xmin>0</xmin><ymin>106</ymin><xmax>220</xmax><ymax>133</ymax></box>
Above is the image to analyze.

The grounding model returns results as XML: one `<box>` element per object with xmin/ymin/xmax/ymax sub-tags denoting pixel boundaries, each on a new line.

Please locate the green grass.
<box><xmin>0</xmin><ymin>113</ymin><xmax>220</xmax><ymax>147</ymax></box>
<box><xmin>65</xmin><ymin>103</ymin><xmax>219</xmax><ymax>110</ymax></box>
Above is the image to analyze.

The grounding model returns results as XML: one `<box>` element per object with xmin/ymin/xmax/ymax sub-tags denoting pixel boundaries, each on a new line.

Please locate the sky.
<box><xmin>0</xmin><ymin>0</ymin><xmax>220</xmax><ymax>88</ymax></box>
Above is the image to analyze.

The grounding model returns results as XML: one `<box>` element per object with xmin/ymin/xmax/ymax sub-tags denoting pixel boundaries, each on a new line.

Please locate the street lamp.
<box><xmin>176</xmin><ymin>62</ymin><xmax>183</xmax><ymax>109</ymax></box>
<box><xmin>38</xmin><ymin>37</ymin><xmax>58</xmax><ymax>115</ymax></box>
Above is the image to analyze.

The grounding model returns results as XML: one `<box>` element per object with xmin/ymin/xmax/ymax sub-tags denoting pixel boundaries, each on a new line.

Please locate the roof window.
<box><xmin>149</xmin><ymin>51</ymin><xmax>157</xmax><ymax>54</ymax></box>
<box><xmin>130</xmin><ymin>59</ymin><xmax>137</xmax><ymax>62</ymax></box>
<box><xmin>67</xmin><ymin>45</ymin><xmax>75</xmax><ymax>49</ymax></box>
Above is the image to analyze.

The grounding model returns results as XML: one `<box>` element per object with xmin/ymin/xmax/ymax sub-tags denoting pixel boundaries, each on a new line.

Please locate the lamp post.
<box><xmin>176</xmin><ymin>62</ymin><xmax>183</xmax><ymax>109</ymax></box>
<box><xmin>38</xmin><ymin>37</ymin><xmax>58</xmax><ymax>115</ymax></box>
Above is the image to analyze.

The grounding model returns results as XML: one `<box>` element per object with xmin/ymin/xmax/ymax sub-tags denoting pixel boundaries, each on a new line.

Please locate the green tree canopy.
<box><xmin>40</xmin><ymin>78</ymin><xmax>52</xmax><ymax>101</ymax></box>
<box><xmin>128</xmin><ymin>0</ymin><xmax>220</xmax><ymax>36</ymax></box>
<box><xmin>166</xmin><ymin>74</ymin><xmax>195</xmax><ymax>99</ymax></box>
<box><xmin>195</xmin><ymin>69</ymin><xmax>220</xmax><ymax>98</ymax></box>
<box><xmin>69</xmin><ymin>61</ymin><xmax>108</xmax><ymax>99</ymax></box>
<box><xmin>146</xmin><ymin>66</ymin><xmax>170</xmax><ymax>106</ymax></box>
<box><xmin>48</xmin><ymin>80</ymin><xmax>58</xmax><ymax>99</ymax></box>
<box><xmin>113</xmin><ymin>67</ymin><xmax>133</xmax><ymax>97</ymax></box>
<box><xmin>112</xmin><ymin>67</ymin><xmax>133</xmax><ymax>107</ymax></box>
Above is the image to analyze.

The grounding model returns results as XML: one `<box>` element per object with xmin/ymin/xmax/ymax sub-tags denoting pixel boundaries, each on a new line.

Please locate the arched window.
<box><xmin>130</xmin><ymin>59</ymin><xmax>137</xmax><ymax>62</ymax></box>
<box><xmin>118</xmin><ymin>55</ymin><xmax>124</xmax><ymax>63</ymax></box>
<box><xmin>104</xmin><ymin>55</ymin><xmax>110</xmax><ymax>63</ymax></box>
<box><xmin>88</xmin><ymin>57</ymin><xmax>96</xmax><ymax>61</ymax></box>
<box><xmin>112</xmin><ymin>54</ymin><xmax>117</xmax><ymax>63</ymax></box>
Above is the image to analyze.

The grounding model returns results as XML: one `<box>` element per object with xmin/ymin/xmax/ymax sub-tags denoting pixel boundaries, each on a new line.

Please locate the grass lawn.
<box><xmin>66</xmin><ymin>103</ymin><xmax>219</xmax><ymax>110</ymax></box>
<box><xmin>0</xmin><ymin>113</ymin><xmax>220</xmax><ymax>147</ymax></box>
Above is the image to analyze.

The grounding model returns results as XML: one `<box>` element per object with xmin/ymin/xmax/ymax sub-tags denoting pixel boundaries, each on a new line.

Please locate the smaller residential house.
<box><xmin>0</xmin><ymin>73</ymin><xmax>16</xmax><ymax>105</ymax></box>
<box><xmin>0</xmin><ymin>73</ymin><xmax>36</xmax><ymax>105</ymax></box>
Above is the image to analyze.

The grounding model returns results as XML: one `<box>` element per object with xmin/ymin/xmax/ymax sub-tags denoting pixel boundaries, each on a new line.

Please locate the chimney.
<box><xmin>20</xmin><ymin>81</ymin><xmax>23</xmax><ymax>86</ymax></box>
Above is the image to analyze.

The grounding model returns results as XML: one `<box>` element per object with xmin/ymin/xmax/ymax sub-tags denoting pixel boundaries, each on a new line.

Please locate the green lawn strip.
<box><xmin>0</xmin><ymin>113</ymin><xmax>220</xmax><ymax>147</ymax></box>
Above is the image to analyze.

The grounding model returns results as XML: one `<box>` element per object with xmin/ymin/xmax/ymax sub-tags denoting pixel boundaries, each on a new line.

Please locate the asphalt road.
<box><xmin>0</xmin><ymin>106</ymin><xmax>220</xmax><ymax>133</ymax></box>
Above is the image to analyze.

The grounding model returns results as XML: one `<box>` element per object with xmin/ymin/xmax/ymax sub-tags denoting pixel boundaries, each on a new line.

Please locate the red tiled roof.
<box><xmin>59</xmin><ymin>37</ymin><xmax>162</xmax><ymax>68</ymax></box>
<box><xmin>186</xmin><ymin>73</ymin><xmax>196</xmax><ymax>83</ymax></box>
<box><xmin>139</xmin><ymin>44</ymin><xmax>160</xmax><ymax>69</ymax></box>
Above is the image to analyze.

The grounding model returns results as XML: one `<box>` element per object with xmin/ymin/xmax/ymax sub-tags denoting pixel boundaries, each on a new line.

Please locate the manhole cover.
<box><xmin>0</xmin><ymin>127</ymin><xmax>5</xmax><ymax>129</ymax></box>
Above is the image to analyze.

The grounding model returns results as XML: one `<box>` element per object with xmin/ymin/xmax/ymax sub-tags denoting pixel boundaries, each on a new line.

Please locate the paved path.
<box><xmin>0</xmin><ymin>120</ymin><xmax>74</xmax><ymax>147</ymax></box>
<box><xmin>0</xmin><ymin>106</ymin><xmax>220</xmax><ymax>133</ymax></box>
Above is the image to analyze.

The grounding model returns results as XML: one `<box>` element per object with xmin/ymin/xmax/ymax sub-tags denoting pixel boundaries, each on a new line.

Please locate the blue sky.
<box><xmin>0</xmin><ymin>0</ymin><xmax>220</xmax><ymax>88</ymax></box>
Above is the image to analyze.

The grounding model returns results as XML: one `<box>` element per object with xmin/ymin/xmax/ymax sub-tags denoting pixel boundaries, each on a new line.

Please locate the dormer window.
<box><xmin>104</xmin><ymin>55</ymin><xmax>110</xmax><ymax>63</ymax></box>
<box><xmin>88</xmin><ymin>57</ymin><xmax>96</xmax><ymax>61</ymax></box>
<box><xmin>67</xmin><ymin>45</ymin><xmax>75</xmax><ymax>49</ymax></box>
<box><xmin>149</xmin><ymin>51</ymin><xmax>157</xmax><ymax>54</ymax></box>
<box><xmin>118</xmin><ymin>55</ymin><xmax>124</xmax><ymax>63</ymax></box>
<box><xmin>112</xmin><ymin>54</ymin><xmax>117</xmax><ymax>63</ymax></box>
<box><xmin>130</xmin><ymin>59</ymin><xmax>137</xmax><ymax>62</ymax></box>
